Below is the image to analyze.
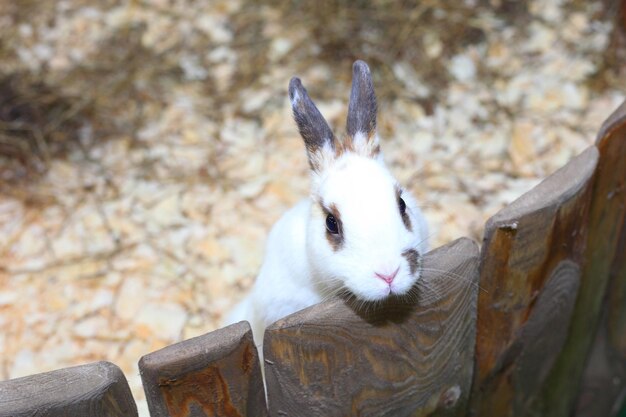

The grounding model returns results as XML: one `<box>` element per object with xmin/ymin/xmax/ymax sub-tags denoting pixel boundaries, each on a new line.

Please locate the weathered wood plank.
<box><xmin>0</xmin><ymin>361</ymin><xmax>137</xmax><ymax>417</ymax></box>
<box><xmin>573</xmin><ymin>100</ymin><xmax>626</xmax><ymax>417</ymax></box>
<box><xmin>607</xmin><ymin>220</ymin><xmax>626</xmax><ymax>380</ymax></box>
<box><xmin>597</xmin><ymin>99</ymin><xmax>626</xmax><ymax>376</ymax></box>
<box><xmin>264</xmin><ymin>237</ymin><xmax>480</xmax><ymax>417</ymax></box>
<box><xmin>513</xmin><ymin>260</ymin><xmax>581</xmax><ymax>405</ymax></box>
<box><xmin>574</xmin><ymin>321</ymin><xmax>626</xmax><ymax>417</ymax></box>
<box><xmin>139</xmin><ymin>321</ymin><xmax>267</xmax><ymax>417</ymax></box>
<box><xmin>470</xmin><ymin>146</ymin><xmax>598</xmax><ymax>416</ymax></box>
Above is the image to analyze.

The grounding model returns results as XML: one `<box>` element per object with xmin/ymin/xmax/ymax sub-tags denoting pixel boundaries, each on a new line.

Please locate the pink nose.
<box><xmin>375</xmin><ymin>267</ymin><xmax>399</xmax><ymax>284</ymax></box>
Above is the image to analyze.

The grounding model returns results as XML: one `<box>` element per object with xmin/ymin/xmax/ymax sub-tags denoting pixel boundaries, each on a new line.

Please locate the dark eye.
<box><xmin>398</xmin><ymin>197</ymin><xmax>407</xmax><ymax>215</ymax></box>
<box><xmin>326</xmin><ymin>214</ymin><xmax>339</xmax><ymax>234</ymax></box>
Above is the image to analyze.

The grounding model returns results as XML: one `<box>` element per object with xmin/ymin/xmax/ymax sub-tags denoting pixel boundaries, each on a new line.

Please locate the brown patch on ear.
<box><xmin>341</xmin><ymin>129</ymin><xmax>380</xmax><ymax>159</ymax></box>
<box><xmin>333</xmin><ymin>135</ymin><xmax>356</xmax><ymax>159</ymax></box>
<box><xmin>366</xmin><ymin>130</ymin><xmax>381</xmax><ymax>158</ymax></box>
<box><xmin>402</xmin><ymin>249</ymin><xmax>422</xmax><ymax>276</ymax></box>
<box><xmin>319</xmin><ymin>201</ymin><xmax>344</xmax><ymax>251</ymax></box>
<box><xmin>371</xmin><ymin>143</ymin><xmax>381</xmax><ymax>158</ymax></box>
<box><xmin>332</xmin><ymin>136</ymin><xmax>345</xmax><ymax>159</ymax></box>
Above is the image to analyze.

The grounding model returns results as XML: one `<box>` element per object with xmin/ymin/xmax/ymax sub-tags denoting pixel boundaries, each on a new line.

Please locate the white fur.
<box><xmin>352</xmin><ymin>131</ymin><xmax>380</xmax><ymax>157</ymax></box>
<box><xmin>225</xmin><ymin>151</ymin><xmax>428</xmax><ymax>351</ymax></box>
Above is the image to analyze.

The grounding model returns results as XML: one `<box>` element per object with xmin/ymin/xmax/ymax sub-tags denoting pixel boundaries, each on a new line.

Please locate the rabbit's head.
<box><xmin>289</xmin><ymin>60</ymin><xmax>428</xmax><ymax>302</ymax></box>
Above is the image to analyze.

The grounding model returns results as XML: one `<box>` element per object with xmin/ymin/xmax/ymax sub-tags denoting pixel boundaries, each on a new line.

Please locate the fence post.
<box><xmin>0</xmin><ymin>361</ymin><xmax>137</xmax><ymax>417</ymax></box>
<box><xmin>470</xmin><ymin>146</ymin><xmax>599</xmax><ymax>416</ymax></box>
<box><xmin>574</xmin><ymin>100</ymin><xmax>626</xmax><ymax>417</ymax></box>
<box><xmin>139</xmin><ymin>320</ymin><xmax>267</xmax><ymax>417</ymax></box>
<box><xmin>263</xmin><ymin>237</ymin><xmax>480</xmax><ymax>417</ymax></box>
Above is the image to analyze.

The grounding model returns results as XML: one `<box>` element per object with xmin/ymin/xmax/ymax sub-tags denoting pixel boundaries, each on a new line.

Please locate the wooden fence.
<box><xmin>1</xmin><ymin>101</ymin><xmax>625</xmax><ymax>417</ymax></box>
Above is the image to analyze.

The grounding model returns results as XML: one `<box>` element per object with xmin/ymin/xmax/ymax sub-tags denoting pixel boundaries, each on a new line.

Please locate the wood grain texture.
<box><xmin>0</xmin><ymin>361</ymin><xmax>137</xmax><ymax>417</ymax></box>
<box><xmin>607</xmin><ymin>219</ymin><xmax>626</xmax><ymax>371</ymax></box>
<box><xmin>513</xmin><ymin>261</ymin><xmax>580</xmax><ymax>409</ymax></box>
<box><xmin>598</xmin><ymin>99</ymin><xmax>626</xmax><ymax>371</ymax></box>
<box><xmin>139</xmin><ymin>320</ymin><xmax>267</xmax><ymax>417</ymax></box>
<box><xmin>574</xmin><ymin>321</ymin><xmax>626</xmax><ymax>417</ymax></box>
<box><xmin>470</xmin><ymin>146</ymin><xmax>599</xmax><ymax>416</ymax></box>
<box><xmin>572</xmin><ymin>100</ymin><xmax>626</xmax><ymax>417</ymax></box>
<box><xmin>263</xmin><ymin>237</ymin><xmax>480</xmax><ymax>417</ymax></box>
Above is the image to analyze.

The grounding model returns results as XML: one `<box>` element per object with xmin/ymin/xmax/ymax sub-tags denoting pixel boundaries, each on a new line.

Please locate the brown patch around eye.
<box><xmin>396</xmin><ymin>187</ymin><xmax>413</xmax><ymax>232</ymax></box>
<box><xmin>402</xmin><ymin>249</ymin><xmax>422</xmax><ymax>276</ymax></box>
<box><xmin>320</xmin><ymin>201</ymin><xmax>344</xmax><ymax>251</ymax></box>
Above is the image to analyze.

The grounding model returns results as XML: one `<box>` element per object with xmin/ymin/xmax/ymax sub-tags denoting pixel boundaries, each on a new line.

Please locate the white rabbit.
<box><xmin>225</xmin><ymin>60</ymin><xmax>429</xmax><ymax>349</ymax></box>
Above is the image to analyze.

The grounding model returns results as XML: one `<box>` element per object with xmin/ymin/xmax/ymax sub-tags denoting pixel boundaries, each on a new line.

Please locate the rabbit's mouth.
<box><xmin>338</xmin><ymin>262</ymin><xmax>422</xmax><ymax>305</ymax></box>
<box><xmin>338</xmin><ymin>282</ymin><xmax>421</xmax><ymax>323</ymax></box>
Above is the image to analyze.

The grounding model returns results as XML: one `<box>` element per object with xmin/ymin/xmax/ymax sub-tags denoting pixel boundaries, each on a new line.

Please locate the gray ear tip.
<box><xmin>288</xmin><ymin>77</ymin><xmax>303</xmax><ymax>97</ymax></box>
<box><xmin>289</xmin><ymin>76</ymin><xmax>302</xmax><ymax>87</ymax></box>
<box><xmin>352</xmin><ymin>60</ymin><xmax>371</xmax><ymax>76</ymax></box>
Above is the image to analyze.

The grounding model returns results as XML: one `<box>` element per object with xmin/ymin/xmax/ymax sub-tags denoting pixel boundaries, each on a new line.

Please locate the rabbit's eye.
<box><xmin>326</xmin><ymin>214</ymin><xmax>339</xmax><ymax>234</ymax></box>
<box><xmin>398</xmin><ymin>197</ymin><xmax>407</xmax><ymax>215</ymax></box>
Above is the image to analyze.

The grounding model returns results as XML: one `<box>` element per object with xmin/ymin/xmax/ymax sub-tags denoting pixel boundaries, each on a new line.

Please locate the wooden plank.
<box><xmin>573</xmin><ymin>100</ymin><xmax>626</xmax><ymax>417</ymax></box>
<box><xmin>574</xmin><ymin>321</ymin><xmax>626</xmax><ymax>417</ymax></box>
<box><xmin>597</xmin><ymin>99</ymin><xmax>626</xmax><ymax>371</ymax></box>
<box><xmin>0</xmin><ymin>361</ymin><xmax>137</xmax><ymax>417</ymax></box>
<box><xmin>470</xmin><ymin>146</ymin><xmax>599</xmax><ymax>416</ymax></box>
<box><xmin>139</xmin><ymin>320</ymin><xmax>267</xmax><ymax>417</ymax></box>
<box><xmin>512</xmin><ymin>260</ymin><xmax>581</xmax><ymax>404</ymax></box>
<box><xmin>607</xmin><ymin>220</ymin><xmax>626</xmax><ymax>385</ymax></box>
<box><xmin>263</xmin><ymin>237</ymin><xmax>480</xmax><ymax>417</ymax></box>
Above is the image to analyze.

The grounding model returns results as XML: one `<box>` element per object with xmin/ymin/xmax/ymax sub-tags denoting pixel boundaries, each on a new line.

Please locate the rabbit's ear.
<box><xmin>346</xmin><ymin>60</ymin><xmax>380</xmax><ymax>158</ymax></box>
<box><xmin>289</xmin><ymin>77</ymin><xmax>337</xmax><ymax>172</ymax></box>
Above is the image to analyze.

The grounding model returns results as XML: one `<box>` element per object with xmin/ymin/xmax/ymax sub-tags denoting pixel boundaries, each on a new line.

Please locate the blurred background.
<box><xmin>0</xmin><ymin>0</ymin><xmax>624</xmax><ymax>414</ymax></box>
